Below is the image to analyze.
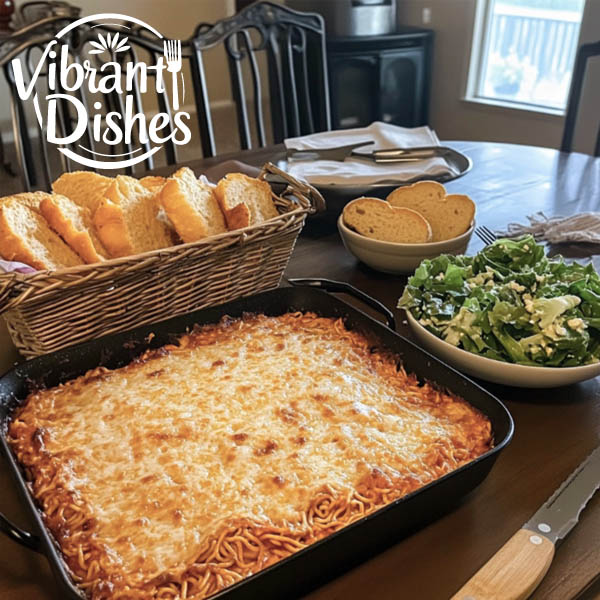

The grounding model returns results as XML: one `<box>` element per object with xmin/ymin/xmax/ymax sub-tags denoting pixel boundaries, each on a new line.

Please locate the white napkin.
<box><xmin>498</xmin><ymin>212</ymin><xmax>600</xmax><ymax>244</ymax></box>
<box><xmin>284</xmin><ymin>122</ymin><xmax>459</xmax><ymax>186</ymax></box>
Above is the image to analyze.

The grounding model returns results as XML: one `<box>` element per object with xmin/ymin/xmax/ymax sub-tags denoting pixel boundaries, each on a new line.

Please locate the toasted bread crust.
<box><xmin>214</xmin><ymin>173</ymin><xmax>278</xmax><ymax>230</ymax></box>
<box><xmin>343</xmin><ymin>197</ymin><xmax>432</xmax><ymax>243</ymax></box>
<box><xmin>140</xmin><ymin>176</ymin><xmax>167</xmax><ymax>193</ymax></box>
<box><xmin>160</xmin><ymin>167</ymin><xmax>227</xmax><ymax>243</ymax></box>
<box><xmin>40</xmin><ymin>195</ymin><xmax>108</xmax><ymax>264</ymax></box>
<box><xmin>52</xmin><ymin>171</ymin><xmax>113</xmax><ymax>212</ymax></box>
<box><xmin>387</xmin><ymin>182</ymin><xmax>475</xmax><ymax>242</ymax></box>
<box><xmin>0</xmin><ymin>198</ymin><xmax>82</xmax><ymax>270</ymax></box>
<box><xmin>93</xmin><ymin>198</ymin><xmax>133</xmax><ymax>258</ymax></box>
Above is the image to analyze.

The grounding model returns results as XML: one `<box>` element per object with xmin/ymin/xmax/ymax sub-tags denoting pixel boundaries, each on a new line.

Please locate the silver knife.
<box><xmin>451</xmin><ymin>446</ymin><xmax>600</xmax><ymax>600</ymax></box>
<box><xmin>285</xmin><ymin>141</ymin><xmax>452</xmax><ymax>163</ymax></box>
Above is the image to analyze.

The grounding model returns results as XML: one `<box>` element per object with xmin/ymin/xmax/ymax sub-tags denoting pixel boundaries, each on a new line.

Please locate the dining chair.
<box><xmin>190</xmin><ymin>1</ymin><xmax>331</xmax><ymax>158</ymax></box>
<box><xmin>0</xmin><ymin>14</ymin><xmax>186</xmax><ymax>191</ymax></box>
<box><xmin>561</xmin><ymin>40</ymin><xmax>600</xmax><ymax>157</ymax></box>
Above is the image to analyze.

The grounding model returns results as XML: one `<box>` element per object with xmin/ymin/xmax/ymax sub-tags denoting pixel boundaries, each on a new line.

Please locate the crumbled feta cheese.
<box><xmin>554</xmin><ymin>324</ymin><xmax>567</xmax><ymax>336</ymax></box>
<box><xmin>567</xmin><ymin>318</ymin><xmax>586</xmax><ymax>332</ymax></box>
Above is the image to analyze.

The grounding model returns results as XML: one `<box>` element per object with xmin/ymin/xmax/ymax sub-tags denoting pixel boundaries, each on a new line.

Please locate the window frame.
<box><xmin>465</xmin><ymin>0</ymin><xmax>586</xmax><ymax>116</ymax></box>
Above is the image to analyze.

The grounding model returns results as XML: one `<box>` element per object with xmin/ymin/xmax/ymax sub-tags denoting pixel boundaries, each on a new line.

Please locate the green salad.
<box><xmin>398</xmin><ymin>235</ymin><xmax>600</xmax><ymax>367</ymax></box>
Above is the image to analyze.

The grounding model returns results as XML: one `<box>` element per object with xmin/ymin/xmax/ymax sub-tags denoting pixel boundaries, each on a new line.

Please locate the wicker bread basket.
<box><xmin>0</xmin><ymin>163</ymin><xmax>325</xmax><ymax>358</ymax></box>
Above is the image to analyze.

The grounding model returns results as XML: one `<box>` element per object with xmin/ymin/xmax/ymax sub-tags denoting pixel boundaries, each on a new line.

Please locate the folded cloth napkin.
<box><xmin>284</xmin><ymin>122</ymin><xmax>459</xmax><ymax>186</ymax></box>
<box><xmin>497</xmin><ymin>212</ymin><xmax>600</xmax><ymax>244</ymax></box>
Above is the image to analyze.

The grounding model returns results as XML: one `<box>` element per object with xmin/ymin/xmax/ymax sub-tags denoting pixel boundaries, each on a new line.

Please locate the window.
<box><xmin>469</xmin><ymin>0</ymin><xmax>586</xmax><ymax>112</ymax></box>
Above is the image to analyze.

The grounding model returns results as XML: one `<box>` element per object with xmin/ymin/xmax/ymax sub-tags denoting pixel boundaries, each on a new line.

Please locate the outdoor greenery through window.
<box><xmin>473</xmin><ymin>0</ymin><xmax>586</xmax><ymax>111</ymax></box>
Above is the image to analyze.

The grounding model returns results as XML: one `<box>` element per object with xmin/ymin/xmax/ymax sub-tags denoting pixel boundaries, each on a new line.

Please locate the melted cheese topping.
<box><xmin>8</xmin><ymin>313</ymin><xmax>492</xmax><ymax>598</ymax></box>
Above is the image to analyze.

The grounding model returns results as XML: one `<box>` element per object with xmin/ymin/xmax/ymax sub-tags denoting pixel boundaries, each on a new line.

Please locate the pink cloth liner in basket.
<box><xmin>0</xmin><ymin>259</ymin><xmax>36</xmax><ymax>274</ymax></box>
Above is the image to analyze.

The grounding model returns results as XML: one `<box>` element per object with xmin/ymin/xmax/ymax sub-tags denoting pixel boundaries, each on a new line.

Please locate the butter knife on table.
<box><xmin>285</xmin><ymin>141</ymin><xmax>454</xmax><ymax>163</ymax></box>
<box><xmin>452</xmin><ymin>445</ymin><xmax>600</xmax><ymax>600</ymax></box>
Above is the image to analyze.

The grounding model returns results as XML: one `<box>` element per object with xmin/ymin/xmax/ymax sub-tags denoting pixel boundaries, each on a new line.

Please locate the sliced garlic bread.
<box><xmin>94</xmin><ymin>175</ymin><xmax>175</xmax><ymax>258</ymax></box>
<box><xmin>387</xmin><ymin>182</ymin><xmax>475</xmax><ymax>242</ymax></box>
<box><xmin>0</xmin><ymin>191</ymin><xmax>49</xmax><ymax>213</ymax></box>
<box><xmin>343</xmin><ymin>197</ymin><xmax>432</xmax><ymax>243</ymax></box>
<box><xmin>214</xmin><ymin>172</ymin><xmax>278</xmax><ymax>230</ymax></box>
<box><xmin>0</xmin><ymin>196</ymin><xmax>83</xmax><ymax>270</ymax></box>
<box><xmin>140</xmin><ymin>175</ymin><xmax>167</xmax><ymax>193</ymax></box>
<box><xmin>40</xmin><ymin>193</ymin><xmax>109</xmax><ymax>264</ymax></box>
<box><xmin>52</xmin><ymin>171</ymin><xmax>113</xmax><ymax>213</ymax></box>
<box><xmin>159</xmin><ymin>167</ymin><xmax>226</xmax><ymax>243</ymax></box>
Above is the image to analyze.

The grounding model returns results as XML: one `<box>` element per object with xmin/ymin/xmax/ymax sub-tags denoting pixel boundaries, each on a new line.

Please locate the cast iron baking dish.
<box><xmin>0</xmin><ymin>279</ymin><xmax>513</xmax><ymax>600</ymax></box>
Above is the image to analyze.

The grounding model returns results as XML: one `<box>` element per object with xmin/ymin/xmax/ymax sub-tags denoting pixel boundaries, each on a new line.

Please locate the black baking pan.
<box><xmin>0</xmin><ymin>279</ymin><xmax>513</xmax><ymax>600</ymax></box>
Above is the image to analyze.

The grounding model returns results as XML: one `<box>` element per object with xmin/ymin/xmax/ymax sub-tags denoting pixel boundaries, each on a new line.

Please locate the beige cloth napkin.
<box><xmin>284</xmin><ymin>122</ymin><xmax>458</xmax><ymax>186</ymax></box>
<box><xmin>498</xmin><ymin>212</ymin><xmax>600</xmax><ymax>244</ymax></box>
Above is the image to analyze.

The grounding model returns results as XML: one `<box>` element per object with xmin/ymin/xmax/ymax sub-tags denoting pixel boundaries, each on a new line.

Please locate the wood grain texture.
<box><xmin>451</xmin><ymin>529</ymin><xmax>555</xmax><ymax>600</ymax></box>
<box><xmin>1</xmin><ymin>141</ymin><xmax>600</xmax><ymax>600</ymax></box>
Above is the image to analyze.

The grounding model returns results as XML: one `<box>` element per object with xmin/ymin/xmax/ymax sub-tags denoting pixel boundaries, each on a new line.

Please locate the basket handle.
<box><xmin>260</xmin><ymin>162</ymin><xmax>326</xmax><ymax>214</ymax></box>
<box><xmin>0</xmin><ymin>512</ymin><xmax>42</xmax><ymax>553</ymax></box>
<box><xmin>287</xmin><ymin>278</ymin><xmax>396</xmax><ymax>331</ymax></box>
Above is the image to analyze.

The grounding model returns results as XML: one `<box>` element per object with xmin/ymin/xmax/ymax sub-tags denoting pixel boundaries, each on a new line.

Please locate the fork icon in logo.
<box><xmin>163</xmin><ymin>39</ymin><xmax>182</xmax><ymax>110</ymax></box>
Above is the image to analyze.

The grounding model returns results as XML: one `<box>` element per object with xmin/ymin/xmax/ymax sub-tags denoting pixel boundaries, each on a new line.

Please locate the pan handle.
<box><xmin>0</xmin><ymin>512</ymin><xmax>42</xmax><ymax>553</ymax></box>
<box><xmin>287</xmin><ymin>278</ymin><xmax>396</xmax><ymax>331</ymax></box>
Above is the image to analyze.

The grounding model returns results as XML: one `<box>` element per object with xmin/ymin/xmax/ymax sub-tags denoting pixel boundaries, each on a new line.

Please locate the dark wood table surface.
<box><xmin>1</xmin><ymin>141</ymin><xmax>599</xmax><ymax>600</ymax></box>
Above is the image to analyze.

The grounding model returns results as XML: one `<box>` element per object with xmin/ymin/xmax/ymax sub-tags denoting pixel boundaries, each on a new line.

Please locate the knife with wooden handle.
<box><xmin>451</xmin><ymin>446</ymin><xmax>600</xmax><ymax>600</ymax></box>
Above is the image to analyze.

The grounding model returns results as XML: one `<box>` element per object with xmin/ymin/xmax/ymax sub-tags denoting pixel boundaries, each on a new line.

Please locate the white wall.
<box><xmin>397</xmin><ymin>0</ymin><xmax>599</xmax><ymax>154</ymax></box>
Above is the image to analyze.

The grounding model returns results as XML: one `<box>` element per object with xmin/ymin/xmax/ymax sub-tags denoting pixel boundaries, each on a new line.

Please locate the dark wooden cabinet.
<box><xmin>326</xmin><ymin>27</ymin><xmax>434</xmax><ymax>129</ymax></box>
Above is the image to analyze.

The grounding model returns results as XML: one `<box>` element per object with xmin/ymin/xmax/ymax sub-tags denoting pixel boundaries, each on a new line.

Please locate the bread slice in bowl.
<box><xmin>343</xmin><ymin>197</ymin><xmax>432</xmax><ymax>243</ymax></box>
<box><xmin>387</xmin><ymin>181</ymin><xmax>475</xmax><ymax>242</ymax></box>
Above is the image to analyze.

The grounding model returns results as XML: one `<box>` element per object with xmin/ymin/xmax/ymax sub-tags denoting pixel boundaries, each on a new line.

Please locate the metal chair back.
<box><xmin>0</xmin><ymin>16</ymin><xmax>185</xmax><ymax>191</ymax></box>
<box><xmin>561</xmin><ymin>40</ymin><xmax>600</xmax><ymax>157</ymax></box>
<box><xmin>190</xmin><ymin>1</ymin><xmax>331</xmax><ymax>157</ymax></box>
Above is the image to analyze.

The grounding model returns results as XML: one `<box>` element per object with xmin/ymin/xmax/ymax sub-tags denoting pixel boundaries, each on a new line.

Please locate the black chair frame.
<box><xmin>0</xmin><ymin>16</ymin><xmax>187</xmax><ymax>190</ymax></box>
<box><xmin>561</xmin><ymin>40</ymin><xmax>600</xmax><ymax>157</ymax></box>
<box><xmin>190</xmin><ymin>1</ymin><xmax>331</xmax><ymax>158</ymax></box>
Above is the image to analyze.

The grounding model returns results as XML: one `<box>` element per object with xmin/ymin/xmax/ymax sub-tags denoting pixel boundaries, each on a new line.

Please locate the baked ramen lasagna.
<box><xmin>8</xmin><ymin>313</ymin><xmax>492</xmax><ymax>599</ymax></box>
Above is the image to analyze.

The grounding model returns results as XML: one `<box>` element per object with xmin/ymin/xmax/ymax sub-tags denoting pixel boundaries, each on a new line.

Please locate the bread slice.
<box><xmin>0</xmin><ymin>196</ymin><xmax>83</xmax><ymax>270</ymax></box>
<box><xmin>94</xmin><ymin>175</ymin><xmax>176</xmax><ymax>258</ymax></box>
<box><xmin>0</xmin><ymin>191</ymin><xmax>49</xmax><ymax>213</ymax></box>
<box><xmin>343</xmin><ymin>197</ymin><xmax>432</xmax><ymax>243</ymax></box>
<box><xmin>159</xmin><ymin>167</ymin><xmax>227</xmax><ymax>243</ymax></box>
<box><xmin>387</xmin><ymin>182</ymin><xmax>475</xmax><ymax>241</ymax></box>
<box><xmin>214</xmin><ymin>173</ymin><xmax>279</xmax><ymax>230</ymax></box>
<box><xmin>52</xmin><ymin>171</ymin><xmax>113</xmax><ymax>213</ymax></box>
<box><xmin>40</xmin><ymin>193</ymin><xmax>109</xmax><ymax>264</ymax></box>
<box><xmin>140</xmin><ymin>175</ymin><xmax>167</xmax><ymax>193</ymax></box>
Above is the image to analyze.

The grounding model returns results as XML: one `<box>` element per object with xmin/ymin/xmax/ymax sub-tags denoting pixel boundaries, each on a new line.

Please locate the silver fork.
<box><xmin>163</xmin><ymin>39</ymin><xmax>182</xmax><ymax>110</ymax></box>
<box><xmin>475</xmin><ymin>225</ymin><xmax>497</xmax><ymax>246</ymax></box>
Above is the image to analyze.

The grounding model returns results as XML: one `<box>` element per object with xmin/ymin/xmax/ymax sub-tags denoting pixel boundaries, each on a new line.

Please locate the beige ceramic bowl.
<box><xmin>337</xmin><ymin>215</ymin><xmax>474</xmax><ymax>275</ymax></box>
<box><xmin>405</xmin><ymin>311</ymin><xmax>600</xmax><ymax>388</ymax></box>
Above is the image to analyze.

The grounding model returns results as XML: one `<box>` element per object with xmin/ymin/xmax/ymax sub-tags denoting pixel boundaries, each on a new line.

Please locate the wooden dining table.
<box><xmin>1</xmin><ymin>140</ymin><xmax>599</xmax><ymax>600</ymax></box>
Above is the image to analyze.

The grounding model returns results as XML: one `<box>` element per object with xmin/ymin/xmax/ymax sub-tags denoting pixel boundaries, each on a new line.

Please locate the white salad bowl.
<box><xmin>337</xmin><ymin>215</ymin><xmax>474</xmax><ymax>275</ymax></box>
<box><xmin>406</xmin><ymin>310</ymin><xmax>600</xmax><ymax>388</ymax></box>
